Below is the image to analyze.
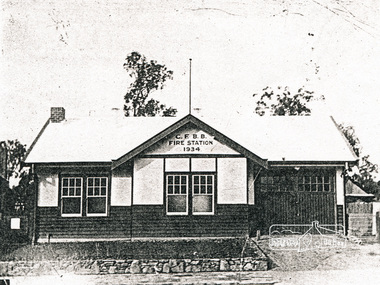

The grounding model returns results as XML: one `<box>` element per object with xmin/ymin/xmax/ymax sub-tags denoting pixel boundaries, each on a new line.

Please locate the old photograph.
<box><xmin>1</xmin><ymin>1</ymin><xmax>380</xmax><ymax>284</ymax></box>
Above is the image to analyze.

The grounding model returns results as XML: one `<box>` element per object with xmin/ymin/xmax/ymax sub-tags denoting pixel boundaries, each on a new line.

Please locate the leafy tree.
<box><xmin>0</xmin><ymin>139</ymin><xmax>34</xmax><ymax>214</ymax></box>
<box><xmin>338</xmin><ymin>124</ymin><xmax>361</xmax><ymax>157</ymax></box>
<box><xmin>252</xmin><ymin>87</ymin><xmax>379</xmax><ymax>197</ymax></box>
<box><xmin>338</xmin><ymin>124</ymin><xmax>379</xmax><ymax>197</ymax></box>
<box><xmin>252</xmin><ymin>86</ymin><xmax>324</xmax><ymax>116</ymax></box>
<box><xmin>123</xmin><ymin>51</ymin><xmax>177</xmax><ymax>117</ymax></box>
<box><xmin>0</xmin><ymin>140</ymin><xmax>27</xmax><ymax>180</ymax></box>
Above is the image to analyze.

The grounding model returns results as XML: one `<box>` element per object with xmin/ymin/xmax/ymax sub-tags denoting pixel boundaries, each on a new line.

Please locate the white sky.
<box><xmin>1</xmin><ymin>0</ymin><xmax>379</xmax><ymax>179</ymax></box>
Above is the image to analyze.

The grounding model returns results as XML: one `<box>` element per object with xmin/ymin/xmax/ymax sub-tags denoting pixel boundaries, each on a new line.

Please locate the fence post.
<box><xmin>256</xmin><ymin>230</ymin><xmax>261</xmax><ymax>241</ymax></box>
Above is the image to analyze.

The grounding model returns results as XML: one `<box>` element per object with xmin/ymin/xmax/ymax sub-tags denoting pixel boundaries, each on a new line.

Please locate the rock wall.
<box><xmin>0</xmin><ymin>257</ymin><xmax>268</xmax><ymax>276</ymax></box>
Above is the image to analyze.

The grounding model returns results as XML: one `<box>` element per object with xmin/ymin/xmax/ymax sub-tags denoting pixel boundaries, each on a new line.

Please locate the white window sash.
<box><xmin>166</xmin><ymin>175</ymin><xmax>188</xmax><ymax>215</ymax></box>
<box><xmin>86</xmin><ymin>177</ymin><xmax>108</xmax><ymax>217</ymax></box>
<box><xmin>61</xmin><ymin>177</ymin><xmax>83</xmax><ymax>217</ymax></box>
<box><xmin>192</xmin><ymin>175</ymin><xmax>214</xmax><ymax>215</ymax></box>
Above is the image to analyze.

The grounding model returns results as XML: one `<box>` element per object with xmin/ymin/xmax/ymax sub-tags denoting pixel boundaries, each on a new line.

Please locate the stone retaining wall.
<box><xmin>0</xmin><ymin>257</ymin><xmax>267</xmax><ymax>276</ymax></box>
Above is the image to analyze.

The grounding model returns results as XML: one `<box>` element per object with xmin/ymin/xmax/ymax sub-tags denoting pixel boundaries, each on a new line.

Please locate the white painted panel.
<box><xmin>336</xmin><ymin>168</ymin><xmax>344</xmax><ymax>205</ymax></box>
<box><xmin>217</xmin><ymin>158</ymin><xmax>247</xmax><ymax>204</ymax></box>
<box><xmin>191</xmin><ymin>158</ymin><xmax>216</xmax><ymax>172</ymax></box>
<box><xmin>373</xmin><ymin>202</ymin><xmax>380</xmax><ymax>235</ymax></box>
<box><xmin>248</xmin><ymin>168</ymin><xmax>255</xmax><ymax>205</ymax></box>
<box><xmin>38</xmin><ymin>173</ymin><xmax>59</xmax><ymax>207</ymax></box>
<box><xmin>111</xmin><ymin>168</ymin><xmax>132</xmax><ymax>206</ymax></box>
<box><xmin>144</xmin><ymin>126</ymin><xmax>239</xmax><ymax>155</ymax></box>
<box><xmin>165</xmin><ymin>158</ymin><xmax>190</xmax><ymax>172</ymax></box>
<box><xmin>134</xmin><ymin>158</ymin><xmax>164</xmax><ymax>205</ymax></box>
<box><xmin>11</xmin><ymin>218</ymin><xmax>21</xmax><ymax>230</ymax></box>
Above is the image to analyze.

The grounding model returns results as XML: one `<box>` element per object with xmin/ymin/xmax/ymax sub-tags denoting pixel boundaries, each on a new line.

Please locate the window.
<box><xmin>87</xmin><ymin>177</ymin><xmax>108</xmax><ymax>216</ymax></box>
<box><xmin>166</xmin><ymin>173</ymin><xmax>215</xmax><ymax>215</ymax></box>
<box><xmin>192</xmin><ymin>175</ymin><xmax>214</xmax><ymax>214</ymax></box>
<box><xmin>260</xmin><ymin>174</ymin><xmax>295</xmax><ymax>192</ymax></box>
<box><xmin>298</xmin><ymin>175</ymin><xmax>333</xmax><ymax>192</ymax></box>
<box><xmin>61</xmin><ymin>177</ymin><xmax>82</xmax><ymax>216</ymax></box>
<box><xmin>259</xmin><ymin>170</ymin><xmax>334</xmax><ymax>192</ymax></box>
<box><xmin>61</xmin><ymin>176</ymin><xmax>108</xmax><ymax>217</ymax></box>
<box><xmin>166</xmin><ymin>175</ymin><xmax>188</xmax><ymax>215</ymax></box>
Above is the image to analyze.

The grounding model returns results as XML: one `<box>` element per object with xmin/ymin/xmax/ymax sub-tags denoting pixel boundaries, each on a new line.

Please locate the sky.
<box><xmin>1</xmin><ymin>0</ymin><xmax>379</xmax><ymax>179</ymax></box>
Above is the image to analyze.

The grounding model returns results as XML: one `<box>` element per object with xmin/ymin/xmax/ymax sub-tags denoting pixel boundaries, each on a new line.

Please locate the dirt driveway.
<box><xmin>267</xmin><ymin>238</ymin><xmax>380</xmax><ymax>284</ymax></box>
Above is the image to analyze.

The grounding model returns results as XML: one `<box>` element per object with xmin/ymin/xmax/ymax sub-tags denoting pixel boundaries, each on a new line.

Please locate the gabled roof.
<box><xmin>198</xmin><ymin>114</ymin><xmax>358</xmax><ymax>163</ymax></box>
<box><xmin>25</xmin><ymin>115</ymin><xmax>180</xmax><ymax>164</ymax></box>
<box><xmin>25</xmin><ymin>113</ymin><xmax>358</xmax><ymax>167</ymax></box>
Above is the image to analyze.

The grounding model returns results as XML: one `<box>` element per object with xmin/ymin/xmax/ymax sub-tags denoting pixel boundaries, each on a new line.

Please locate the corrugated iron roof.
<box><xmin>25</xmin><ymin>113</ymin><xmax>357</xmax><ymax>164</ymax></box>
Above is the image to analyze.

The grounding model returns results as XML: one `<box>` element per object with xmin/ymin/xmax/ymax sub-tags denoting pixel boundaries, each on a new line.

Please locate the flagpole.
<box><xmin>189</xmin><ymin>58</ymin><xmax>192</xmax><ymax>114</ymax></box>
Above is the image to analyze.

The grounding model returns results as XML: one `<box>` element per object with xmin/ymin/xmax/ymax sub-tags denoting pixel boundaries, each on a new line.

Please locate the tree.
<box><xmin>0</xmin><ymin>140</ymin><xmax>27</xmax><ymax>180</ymax></box>
<box><xmin>123</xmin><ymin>51</ymin><xmax>177</xmax><ymax>117</ymax></box>
<box><xmin>252</xmin><ymin>86</ymin><xmax>324</xmax><ymax>116</ymax></box>
<box><xmin>338</xmin><ymin>124</ymin><xmax>380</xmax><ymax>197</ymax></box>
<box><xmin>0</xmin><ymin>139</ymin><xmax>34</xmax><ymax>214</ymax></box>
<box><xmin>252</xmin><ymin>87</ymin><xmax>379</xmax><ymax>197</ymax></box>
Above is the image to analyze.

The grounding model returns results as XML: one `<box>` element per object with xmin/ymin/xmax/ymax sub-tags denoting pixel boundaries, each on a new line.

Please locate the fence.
<box><xmin>346</xmin><ymin>201</ymin><xmax>372</xmax><ymax>213</ymax></box>
<box><xmin>347</xmin><ymin>201</ymin><xmax>373</xmax><ymax>237</ymax></box>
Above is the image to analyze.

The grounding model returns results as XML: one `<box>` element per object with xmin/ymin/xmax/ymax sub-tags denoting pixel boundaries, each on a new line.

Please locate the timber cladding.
<box><xmin>36</xmin><ymin>204</ymin><xmax>248</xmax><ymax>240</ymax></box>
<box><xmin>131</xmin><ymin>204</ymin><xmax>249</xmax><ymax>238</ymax></box>
<box><xmin>37</xmin><ymin>206</ymin><xmax>132</xmax><ymax>240</ymax></box>
<box><xmin>252</xmin><ymin>168</ymin><xmax>337</xmax><ymax>235</ymax></box>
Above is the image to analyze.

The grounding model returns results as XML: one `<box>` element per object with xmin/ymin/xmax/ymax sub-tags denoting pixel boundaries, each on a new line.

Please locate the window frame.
<box><xmin>86</xmin><ymin>176</ymin><xmax>109</xmax><ymax>217</ymax></box>
<box><xmin>61</xmin><ymin>177</ymin><xmax>83</xmax><ymax>217</ymax></box>
<box><xmin>297</xmin><ymin>173</ymin><xmax>334</xmax><ymax>192</ymax></box>
<box><xmin>259</xmin><ymin>169</ymin><xmax>335</xmax><ymax>193</ymax></box>
<box><xmin>192</xmin><ymin>174</ymin><xmax>215</xmax><ymax>215</ymax></box>
<box><xmin>60</xmin><ymin>174</ymin><xmax>110</xmax><ymax>218</ymax></box>
<box><xmin>165</xmin><ymin>172</ymin><xmax>216</xmax><ymax>216</ymax></box>
<box><xmin>166</xmin><ymin>174</ymin><xmax>189</xmax><ymax>216</ymax></box>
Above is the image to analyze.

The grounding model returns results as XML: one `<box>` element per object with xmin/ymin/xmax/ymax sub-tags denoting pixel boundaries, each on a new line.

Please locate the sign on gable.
<box><xmin>145</xmin><ymin>127</ymin><xmax>240</xmax><ymax>155</ymax></box>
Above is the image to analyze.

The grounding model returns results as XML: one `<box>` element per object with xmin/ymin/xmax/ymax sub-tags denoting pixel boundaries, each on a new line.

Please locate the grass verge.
<box><xmin>1</xmin><ymin>238</ymin><xmax>265</xmax><ymax>261</ymax></box>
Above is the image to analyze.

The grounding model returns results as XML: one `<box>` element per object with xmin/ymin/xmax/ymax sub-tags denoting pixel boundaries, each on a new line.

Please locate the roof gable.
<box><xmin>112</xmin><ymin>115</ymin><xmax>268</xmax><ymax>169</ymax></box>
<box><xmin>143</xmin><ymin>123</ymin><xmax>240</xmax><ymax>155</ymax></box>
<box><xmin>345</xmin><ymin>179</ymin><xmax>374</xmax><ymax>197</ymax></box>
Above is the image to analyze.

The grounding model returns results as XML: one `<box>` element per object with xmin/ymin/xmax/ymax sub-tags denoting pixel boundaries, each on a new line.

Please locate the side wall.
<box><xmin>36</xmin><ymin>165</ymin><xmax>132</xmax><ymax>242</ymax></box>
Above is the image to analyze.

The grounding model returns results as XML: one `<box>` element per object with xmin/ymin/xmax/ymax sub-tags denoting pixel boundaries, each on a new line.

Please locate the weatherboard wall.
<box><xmin>36</xmin><ymin>206</ymin><xmax>132</xmax><ymax>241</ymax></box>
<box><xmin>35</xmin><ymin>165</ymin><xmax>132</xmax><ymax>241</ymax></box>
<box><xmin>34</xmin><ymin>163</ymin><xmax>345</xmax><ymax>241</ymax></box>
<box><xmin>131</xmin><ymin>204</ymin><xmax>249</xmax><ymax>238</ymax></box>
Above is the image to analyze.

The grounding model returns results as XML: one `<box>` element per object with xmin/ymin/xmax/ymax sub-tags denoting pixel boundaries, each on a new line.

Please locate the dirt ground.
<box><xmin>263</xmin><ymin>237</ymin><xmax>380</xmax><ymax>285</ymax></box>
<box><xmin>255</xmin><ymin>236</ymin><xmax>380</xmax><ymax>271</ymax></box>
